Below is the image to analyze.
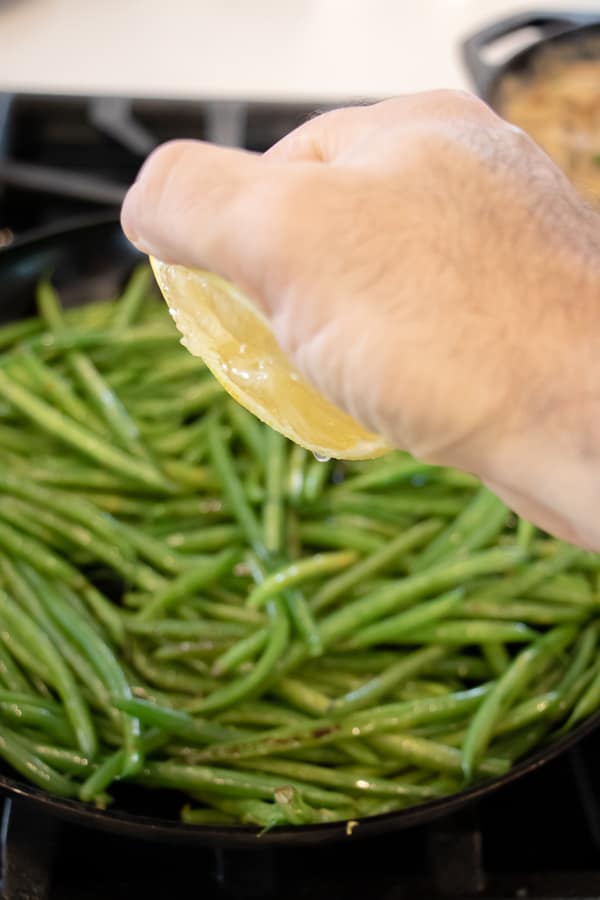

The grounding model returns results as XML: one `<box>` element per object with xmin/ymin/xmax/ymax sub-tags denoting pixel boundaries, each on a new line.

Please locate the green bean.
<box><xmin>456</xmin><ymin>598</ymin><xmax>587</xmax><ymax>625</ymax></box>
<box><xmin>136</xmin><ymin>759</ymin><xmax>351</xmax><ymax>808</ymax></box>
<box><xmin>493</xmin><ymin>691</ymin><xmax>558</xmax><ymax>736</ymax></box>
<box><xmin>317</xmin><ymin>492</ymin><xmax>468</xmax><ymax>520</ymax></box>
<box><xmin>16</xmin><ymin>325</ymin><xmax>173</xmax><ymax>359</ymax></box>
<box><xmin>314</xmin><ymin>547</ymin><xmax>524</xmax><ymax>651</ymax></box>
<box><xmin>311</xmin><ymin>520</ymin><xmax>442</xmax><ymax>614</ymax></box>
<box><xmin>0</xmin><ymin>516</ymin><xmax>86</xmax><ymax>587</ymax></box>
<box><xmin>0</xmin><ymin>590</ymin><xmax>96</xmax><ymax>757</ymax></box>
<box><xmin>285</xmin><ymin>590</ymin><xmax>323</xmax><ymax>656</ymax></box>
<box><xmin>391</xmin><ymin>621</ymin><xmax>536</xmax><ymax>645</ymax></box>
<box><xmin>237</xmin><ymin>758</ymin><xmax>445</xmax><ymax>800</ymax></box>
<box><xmin>0</xmin><ymin>642</ymin><xmax>30</xmax><ymax>692</ymax></box>
<box><xmin>38</xmin><ymin>281</ymin><xmax>156</xmax><ymax>459</ymax></box>
<box><xmin>225</xmin><ymin>399</ymin><xmax>265</xmax><ymax>466</ymax></box>
<box><xmin>247</xmin><ymin>551</ymin><xmax>357</xmax><ymax>609</ymax></box>
<box><xmin>212</xmin><ymin>627</ymin><xmax>270</xmax><ymax>677</ymax></box>
<box><xmin>0</xmin><ymin>315</ymin><xmax>42</xmax><ymax>350</ymax></box>
<box><xmin>412</xmin><ymin>488</ymin><xmax>508</xmax><ymax>572</ymax></box>
<box><xmin>128</xmin><ymin>642</ymin><xmax>219</xmax><ymax>695</ymax></box>
<box><xmin>0</xmin><ymin>495</ymin><xmax>159</xmax><ymax>592</ymax></box>
<box><xmin>272</xmin><ymin>677</ymin><xmax>331</xmax><ymax>716</ymax></box>
<box><xmin>516</xmin><ymin>518</ymin><xmax>536</xmax><ymax>552</ymax></box>
<box><xmin>0</xmin><ymin>621</ymin><xmax>55</xmax><ymax>684</ymax></box>
<box><xmin>0</xmin><ymin>693</ymin><xmax>74</xmax><ymax>745</ymax></box>
<box><xmin>208</xmin><ymin>418</ymin><xmax>266</xmax><ymax>558</ymax></box>
<box><xmin>79</xmin><ymin>728</ymin><xmax>167</xmax><ymax>802</ymax></box>
<box><xmin>136</xmin><ymin>547</ymin><xmax>242</xmax><ymax>620</ymax></box>
<box><xmin>164</xmin><ymin>524</ymin><xmax>242</xmax><ymax>554</ymax></box>
<box><xmin>461</xmin><ymin>625</ymin><xmax>578</xmax><ymax>778</ymax></box>
<box><xmin>114</xmin><ymin>697</ymin><xmax>236</xmax><ymax>744</ymax></box>
<box><xmin>369</xmin><ymin>732</ymin><xmax>508</xmax><ymax>779</ymax></box>
<box><xmin>0</xmin><ymin>368</ymin><xmax>173</xmax><ymax>492</ymax></box>
<box><xmin>198</xmin><ymin>685</ymin><xmax>492</xmax><ymax>763</ymax></box>
<box><xmin>2</xmin><ymin>560</ymin><xmax>112</xmax><ymax>712</ymax></box>
<box><xmin>190</xmin><ymin>599</ymin><xmax>289</xmax><ymax>714</ymax></box>
<box><xmin>126</xmin><ymin>619</ymin><xmax>248</xmax><ymax>641</ymax></box>
<box><xmin>476</xmin><ymin>546</ymin><xmax>584</xmax><ymax>603</ymax></box>
<box><xmin>20</xmin><ymin>351</ymin><xmax>104</xmax><ymax>432</ymax></box>
<box><xmin>34</xmin><ymin>578</ymin><xmax>140</xmax><ymax>775</ymax></box>
<box><xmin>287</xmin><ymin>444</ymin><xmax>309</xmax><ymax>505</ymax></box>
<box><xmin>181</xmin><ymin>807</ymin><xmax>237</xmax><ymax>825</ymax></box>
<box><xmin>114</xmin><ymin>520</ymin><xmax>184</xmax><ymax>576</ymax></box>
<box><xmin>328</xmin><ymin>646</ymin><xmax>448</xmax><ymax>715</ymax></box>
<box><xmin>0</xmin><ymin>722</ymin><xmax>78</xmax><ymax>796</ymax></box>
<box><xmin>344</xmin><ymin>589</ymin><xmax>464</xmax><ymax>650</ymax></box>
<box><xmin>482</xmin><ymin>643</ymin><xmax>511</xmax><ymax>677</ymax></box>
<box><xmin>335</xmin><ymin>457</ymin><xmax>432</xmax><ymax>494</ymax></box>
<box><xmin>299</xmin><ymin>521</ymin><xmax>384</xmax><ymax>554</ymax></box>
<box><xmin>303</xmin><ymin>457</ymin><xmax>333</xmax><ymax>504</ymax></box>
<box><xmin>30</xmin><ymin>743</ymin><xmax>93</xmax><ymax>775</ymax></box>
<box><xmin>111</xmin><ymin>265</ymin><xmax>152</xmax><ymax>330</ymax></box>
<box><xmin>133</xmin><ymin>378</ymin><xmax>222</xmax><ymax>420</ymax></box>
<box><xmin>529</xmin><ymin>575</ymin><xmax>594</xmax><ymax>607</ymax></box>
<box><xmin>191</xmin><ymin>794</ymin><xmax>290</xmax><ymax>829</ymax></box>
<box><xmin>0</xmin><ymin>470</ymin><xmax>128</xmax><ymax>549</ymax></box>
<box><xmin>262</xmin><ymin>429</ymin><xmax>286</xmax><ymax>555</ymax></box>
<box><xmin>190</xmin><ymin>599</ymin><xmax>265</xmax><ymax>626</ymax></box>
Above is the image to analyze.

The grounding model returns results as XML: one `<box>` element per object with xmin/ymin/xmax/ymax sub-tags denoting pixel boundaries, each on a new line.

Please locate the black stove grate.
<box><xmin>0</xmin><ymin>93</ymin><xmax>335</xmax><ymax>240</ymax></box>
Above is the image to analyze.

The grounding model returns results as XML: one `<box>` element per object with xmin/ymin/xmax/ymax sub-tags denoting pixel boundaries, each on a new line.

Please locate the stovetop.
<box><xmin>0</xmin><ymin>93</ymin><xmax>337</xmax><ymax>242</ymax></box>
<box><xmin>3</xmin><ymin>727</ymin><xmax>600</xmax><ymax>899</ymax></box>
<box><xmin>2</xmin><ymin>89</ymin><xmax>600</xmax><ymax>900</ymax></box>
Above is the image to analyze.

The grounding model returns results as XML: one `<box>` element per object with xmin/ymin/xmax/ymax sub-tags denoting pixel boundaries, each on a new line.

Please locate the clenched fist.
<box><xmin>121</xmin><ymin>91</ymin><xmax>600</xmax><ymax>550</ymax></box>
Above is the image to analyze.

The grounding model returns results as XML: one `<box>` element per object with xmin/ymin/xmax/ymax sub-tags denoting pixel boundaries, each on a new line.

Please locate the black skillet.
<box><xmin>1</xmin><ymin>215</ymin><xmax>600</xmax><ymax>846</ymax></box>
<box><xmin>462</xmin><ymin>8</ymin><xmax>600</xmax><ymax>106</ymax></box>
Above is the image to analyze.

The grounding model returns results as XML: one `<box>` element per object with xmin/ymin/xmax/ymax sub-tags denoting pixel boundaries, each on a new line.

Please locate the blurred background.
<box><xmin>0</xmin><ymin>0</ymin><xmax>600</xmax><ymax>100</ymax></box>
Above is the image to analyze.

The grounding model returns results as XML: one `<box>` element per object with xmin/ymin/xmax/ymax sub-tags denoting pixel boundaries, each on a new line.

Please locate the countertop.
<box><xmin>0</xmin><ymin>0</ymin><xmax>599</xmax><ymax>101</ymax></box>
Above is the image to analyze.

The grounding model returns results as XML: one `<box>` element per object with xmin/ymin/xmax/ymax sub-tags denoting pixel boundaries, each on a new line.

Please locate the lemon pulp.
<box><xmin>150</xmin><ymin>259</ymin><xmax>389</xmax><ymax>460</ymax></box>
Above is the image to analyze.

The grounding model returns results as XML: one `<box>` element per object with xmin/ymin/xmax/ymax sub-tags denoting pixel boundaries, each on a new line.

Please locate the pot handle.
<box><xmin>461</xmin><ymin>10</ymin><xmax>595</xmax><ymax>97</ymax></box>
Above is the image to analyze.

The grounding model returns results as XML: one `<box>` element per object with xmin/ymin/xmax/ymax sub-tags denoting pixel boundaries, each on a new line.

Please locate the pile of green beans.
<box><xmin>0</xmin><ymin>265</ymin><xmax>599</xmax><ymax>832</ymax></box>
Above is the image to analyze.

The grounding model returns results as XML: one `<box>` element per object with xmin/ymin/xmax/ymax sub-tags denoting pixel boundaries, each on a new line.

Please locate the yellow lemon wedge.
<box><xmin>150</xmin><ymin>259</ymin><xmax>390</xmax><ymax>460</ymax></box>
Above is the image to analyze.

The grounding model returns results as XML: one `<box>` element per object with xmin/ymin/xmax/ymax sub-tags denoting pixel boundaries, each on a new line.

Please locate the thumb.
<box><xmin>120</xmin><ymin>139</ymin><xmax>304</xmax><ymax>308</ymax></box>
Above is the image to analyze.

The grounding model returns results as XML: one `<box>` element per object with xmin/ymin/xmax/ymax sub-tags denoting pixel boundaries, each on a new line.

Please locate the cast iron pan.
<box><xmin>1</xmin><ymin>218</ymin><xmax>600</xmax><ymax>847</ymax></box>
<box><xmin>462</xmin><ymin>9</ymin><xmax>600</xmax><ymax>106</ymax></box>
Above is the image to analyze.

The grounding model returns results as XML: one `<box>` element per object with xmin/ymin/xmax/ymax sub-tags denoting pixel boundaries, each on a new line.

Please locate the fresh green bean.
<box><xmin>328</xmin><ymin>646</ymin><xmax>448</xmax><ymax>715</ymax></box>
<box><xmin>0</xmin><ymin>590</ymin><xmax>97</xmax><ymax>757</ymax></box>
<box><xmin>136</xmin><ymin>547</ymin><xmax>243</xmax><ymax>620</ymax></box>
<box><xmin>190</xmin><ymin>599</ymin><xmax>289</xmax><ymax>714</ymax></box>
<box><xmin>247</xmin><ymin>551</ymin><xmax>357</xmax><ymax>609</ymax></box>
<box><xmin>111</xmin><ymin>265</ymin><xmax>152</xmax><ymax>330</ymax></box>
<box><xmin>344</xmin><ymin>589</ymin><xmax>464</xmax><ymax>649</ymax></box>
<box><xmin>311</xmin><ymin>520</ymin><xmax>442</xmax><ymax>614</ymax></box>
<box><xmin>262</xmin><ymin>429</ymin><xmax>286</xmax><ymax>555</ymax></box>
<box><xmin>33</xmin><ymin>578</ymin><xmax>140</xmax><ymax>775</ymax></box>
<box><xmin>285</xmin><ymin>590</ymin><xmax>323</xmax><ymax>656</ymax></box>
<box><xmin>412</xmin><ymin>488</ymin><xmax>508</xmax><ymax>572</ymax></box>
<box><xmin>0</xmin><ymin>722</ymin><xmax>78</xmax><ymax>796</ymax></box>
<box><xmin>462</xmin><ymin>625</ymin><xmax>578</xmax><ymax>778</ymax></box>
<box><xmin>0</xmin><ymin>368</ymin><xmax>173</xmax><ymax>492</ymax></box>
<box><xmin>136</xmin><ymin>759</ymin><xmax>351</xmax><ymax>808</ymax></box>
<box><xmin>208</xmin><ymin>418</ymin><xmax>266</xmax><ymax>558</ymax></box>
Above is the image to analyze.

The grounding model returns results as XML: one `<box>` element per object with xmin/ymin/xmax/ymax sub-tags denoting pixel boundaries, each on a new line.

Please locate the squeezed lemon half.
<box><xmin>150</xmin><ymin>259</ymin><xmax>389</xmax><ymax>460</ymax></box>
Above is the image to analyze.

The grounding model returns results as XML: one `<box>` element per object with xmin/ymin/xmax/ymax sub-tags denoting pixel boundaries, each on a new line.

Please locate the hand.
<box><xmin>121</xmin><ymin>91</ymin><xmax>600</xmax><ymax>549</ymax></box>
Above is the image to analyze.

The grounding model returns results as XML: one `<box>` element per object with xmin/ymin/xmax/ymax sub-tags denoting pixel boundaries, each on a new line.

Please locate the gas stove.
<box><xmin>0</xmin><ymin>93</ymin><xmax>336</xmax><ymax>242</ymax></box>
<box><xmin>2</xmin><ymin>90</ymin><xmax>600</xmax><ymax>900</ymax></box>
